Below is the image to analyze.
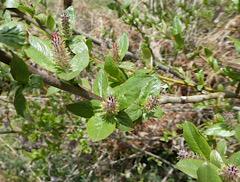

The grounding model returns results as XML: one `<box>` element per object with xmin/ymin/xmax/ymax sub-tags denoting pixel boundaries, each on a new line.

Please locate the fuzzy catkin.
<box><xmin>51</xmin><ymin>32</ymin><xmax>70</xmax><ymax>70</ymax></box>
<box><xmin>61</xmin><ymin>12</ymin><xmax>72</xmax><ymax>39</ymax></box>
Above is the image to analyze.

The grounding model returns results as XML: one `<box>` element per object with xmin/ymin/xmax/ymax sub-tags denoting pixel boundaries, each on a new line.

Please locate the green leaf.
<box><xmin>58</xmin><ymin>40</ymin><xmax>90</xmax><ymax>80</ymax></box>
<box><xmin>204</xmin><ymin>48</ymin><xmax>213</xmax><ymax>57</ymax></box>
<box><xmin>104</xmin><ymin>56</ymin><xmax>127</xmax><ymax>83</ymax></box>
<box><xmin>18</xmin><ymin>4</ymin><xmax>35</xmax><ymax>16</ymax></box>
<box><xmin>228</xmin><ymin>151</ymin><xmax>240</xmax><ymax>166</ymax></box>
<box><xmin>205</xmin><ymin>124</ymin><xmax>235</xmax><ymax>137</ymax></box>
<box><xmin>197</xmin><ymin>163</ymin><xmax>222</xmax><ymax>182</ymax></box>
<box><xmin>114</xmin><ymin>73</ymin><xmax>162</xmax><ymax>110</ymax></box>
<box><xmin>65</xmin><ymin>6</ymin><xmax>76</xmax><ymax>29</ymax></box>
<box><xmin>172</xmin><ymin>16</ymin><xmax>184</xmax><ymax>35</ymax></box>
<box><xmin>28</xmin><ymin>75</ymin><xmax>43</xmax><ymax>88</ymax></box>
<box><xmin>46</xmin><ymin>15</ymin><xmax>55</xmax><ymax>31</ymax></box>
<box><xmin>183</xmin><ymin>122</ymin><xmax>211</xmax><ymax>159</ymax></box>
<box><xmin>216</xmin><ymin>139</ymin><xmax>227</xmax><ymax>157</ymax></box>
<box><xmin>138</xmin><ymin>75</ymin><xmax>162</xmax><ymax>103</ymax></box>
<box><xmin>87</xmin><ymin>115</ymin><xmax>116</xmax><ymax>141</ymax></box>
<box><xmin>70</xmin><ymin>49</ymin><xmax>89</xmax><ymax>72</ymax></box>
<box><xmin>29</xmin><ymin>35</ymin><xmax>53</xmax><ymax>58</ymax></box>
<box><xmin>210</xmin><ymin>150</ymin><xmax>223</xmax><ymax>168</ymax></box>
<box><xmin>93</xmin><ymin>69</ymin><xmax>108</xmax><ymax>98</ymax></box>
<box><xmin>86</xmin><ymin>39</ymin><xmax>93</xmax><ymax>54</ymax></box>
<box><xmin>223</xmin><ymin>68</ymin><xmax>240</xmax><ymax>81</ymax></box>
<box><xmin>235</xmin><ymin>125</ymin><xmax>240</xmax><ymax>142</ymax></box>
<box><xmin>14</xmin><ymin>87</ymin><xmax>27</xmax><ymax>117</ymax></box>
<box><xmin>119</xmin><ymin>61</ymin><xmax>136</xmax><ymax>71</ymax></box>
<box><xmin>176</xmin><ymin>159</ymin><xmax>205</xmax><ymax>179</ymax></box>
<box><xmin>115</xmin><ymin>110</ymin><xmax>134</xmax><ymax>129</ymax></box>
<box><xmin>10</xmin><ymin>55</ymin><xmax>30</xmax><ymax>84</ymax></box>
<box><xmin>66</xmin><ymin>100</ymin><xmax>101</xmax><ymax>118</ymax></box>
<box><xmin>124</xmin><ymin>103</ymin><xmax>142</xmax><ymax>121</ymax></box>
<box><xmin>154</xmin><ymin>107</ymin><xmax>165</xmax><ymax>119</ymax></box>
<box><xmin>25</xmin><ymin>35</ymin><xmax>56</xmax><ymax>72</ymax></box>
<box><xmin>35</xmin><ymin>13</ymin><xmax>47</xmax><ymax>25</ymax></box>
<box><xmin>141</xmin><ymin>42</ymin><xmax>153</xmax><ymax>69</ymax></box>
<box><xmin>0</xmin><ymin>22</ymin><xmax>25</xmax><ymax>48</ymax></box>
<box><xmin>174</xmin><ymin>34</ymin><xmax>184</xmax><ymax>50</ymax></box>
<box><xmin>46</xmin><ymin>86</ymin><xmax>59</xmax><ymax>96</ymax></box>
<box><xmin>118</xmin><ymin>33</ymin><xmax>129</xmax><ymax>60</ymax></box>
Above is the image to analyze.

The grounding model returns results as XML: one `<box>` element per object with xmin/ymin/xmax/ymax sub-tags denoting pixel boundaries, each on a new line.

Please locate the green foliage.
<box><xmin>228</xmin><ymin>152</ymin><xmax>240</xmax><ymax>166</ymax></box>
<box><xmin>0</xmin><ymin>22</ymin><xmax>25</xmax><ymax>48</ymax></box>
<box><xmin>87</xmin><ymin>115</ymin><xmax>116</xmax><ymax>141</ymax></box>
<box><xmin>25</xmin><ymin>35</ymin><xmax>56</xmax><ymax>72</ymax></box>
<box><xmin>176</xmin><ymin>159</ymin><xmax>205</xmax><ymax>179</ymax></box>
<box><xmin>210</xmin><ymin>150</ymin><xmax>224</xmax><ymax>168</ymax></box>
<box><xmin>46</xmin><ymin>14</ymin><xmax>55</xmax><ymax>31</ymax></box>
<box><xmin>104</xmin><ymin>55</ymin><xmax>127</xmax><ymax>83</ymax></box>
<box><xmin>140</xmin><ymin>42</ymin><xmax>153</xmax><ymax>69</ymax></box>
<box><xmin>10</xmin><ymin>55</ymin><xmax>30</xmax><ymax>84</ymax></box>
<box><xmin>65</xmin><ymin>38</ymin><xmax>89</xmax><ymax>79</ymax></box>
<box><xmin>197</xmin><ymin>163</ymin><xmax>222</xmax><ymax>182</ymax></box>
<box><xmin>1</xmin><ymin>0</ymin><xmax>240</xmax><ymax>181</ymax></box>
<box><xmin>178</xmin><ymin>122</ymin><xmax>240</xmax><ymax>181</ymax></box>
<box><xmin>14</xmin><ymin>86</ymin><xmax>27</xmax><ymax>117</ymax></box>
<box><xmin>93</xmin><ymin>69</ymin><xmax>108</xmax><ymax>98</ymax></box>
<box><xmin>66</xmin><ymin>100</ymin><xmax>102</xmax><ymax>118</ymax></box>
<box><xmin>183</xmin><ymin>121</ymin><xmax>211</xmax><ymax>159</ymax></box>
<box><xmin>118</xmin><ymin>32</ymin><xmax>129</xmax><ymax>60</ymax></box>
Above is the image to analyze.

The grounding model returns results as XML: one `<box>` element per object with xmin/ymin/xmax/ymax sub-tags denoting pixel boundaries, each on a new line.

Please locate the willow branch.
<box><xmin>8</xmin><ymin>8</ymin><xmax>196</xmax><ymax>80</ymax></box>
<box><xmin>0</xmin><ymin>50</ymin><xmax>102</xmax><ymax>100</ymax></box>
<box><xmin>158</xmin><ymin>92</ymin><xmax>238</xmax><ymax>104</ymax></box>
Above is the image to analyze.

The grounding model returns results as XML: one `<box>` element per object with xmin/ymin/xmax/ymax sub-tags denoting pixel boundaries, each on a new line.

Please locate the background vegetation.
<box><xmin>1</xmin><ymin>0</ymin><xmax>240</xmax><ymax>181</ymax></box>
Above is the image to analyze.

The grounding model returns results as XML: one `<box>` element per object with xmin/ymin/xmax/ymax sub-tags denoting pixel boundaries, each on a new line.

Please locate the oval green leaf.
<box><xmin>183</xmin><ymin>122</ymin><xmax>211</xmax><ymax>159</ymax></box>
<box><xmin>93</xmin><ymin>69</ymin><xmax>108</xmax><ymax>98</ymax></box>
<box><xmin>10</xmin><ymin>55</ymin><xmax>30</xmax><ymax>84</ymax></box>
<box><xmin>176</xmin><ymin>159</ymin><xmax>205</xmax><ymax>179</ymax></box>
<box><xmin>118</xmin><ymin>33</ymin><xmax>129</xmax><ymax>60</ymax></box>
<box><xmin>66</xmin><ymin>100</ymin><xmax>101</xmax><ymax>118</ymax></box>
<box><xmin>87</xmin><ymin>115</ymin><xmax>116</xmax><ymax>141</ymax></box>
<box><xmin>197</xmin><ymin>163</ymin><xmax>222</xmax><ymax>182</ymax></box>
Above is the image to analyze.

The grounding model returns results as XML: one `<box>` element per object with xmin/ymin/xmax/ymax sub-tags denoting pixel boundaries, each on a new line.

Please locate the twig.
<box><xmin>158</xmin><ymin>92</ymin><xmax>238</xmax><ymax>104</ymax></box>
<box><xmin>0</xmin><ymin>50</ymin><xmax>102</xmax><ymax>100</ymax></box>
<box><xmin>130</xmin><ymin>144</ymin><xmax>176</xmax><ymax>168</ymax></box>
<box><xmin>156</xmin><ymin>64</ymin><xmax>184</xmax><ymax>79</ymax></box>
<box><xmin>0</xmin><ymin>130</ymin><xmax>21</xmax><ymax>134</ymax></box>
<box><xmin>110</xmin><ymin>152</ymin><xmax>142</xmax><ymax>165</ymax></box>
<box><xmin>158</xmin><ymin>75</ymin><xmax>214</xmax><ymax>92</ymax></box>
<box><xmin>161</xmin><ymin>168</ymin><xmax>174</xmax><ymax>182</ymax></box>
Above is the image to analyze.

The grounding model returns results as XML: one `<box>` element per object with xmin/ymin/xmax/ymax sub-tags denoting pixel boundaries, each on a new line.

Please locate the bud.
<box><xmin>221</xmin><ymin>165</ymin><xmax>240</xmax><ymax>182</ymax></box>
<box><xmin>51</xmin><ymin>32</ymin><xmax>61</xmax><ymax>51</ymax></box>
<box><xmin>102</xmin><ymin>96</ymin><xmax>119</xmax><ymax>115</ymax></box>
<box><xmin>61</xmin><ymin>12</ymin><xmax>72</xmax><ymax>39</ymax></box>
<box><xmin>51</xmin><ymin>32</ymin><xmax>70</xmax><ymax>70</ymax></box>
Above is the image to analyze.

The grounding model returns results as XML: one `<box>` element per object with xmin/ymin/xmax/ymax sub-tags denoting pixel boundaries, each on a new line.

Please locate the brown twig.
<box><xmin>0</xmin><ymin>130</ymin><xmax>21</xmax><ymax>135</ymax></box>
<box><xmin>158</xmin><ymin>92</ymin><xmax>237</xmax><ymax>104</ymax></box>
<box><xmin>0</xmin><ymin>50</ymin><xmax>102</xmax><ymax>100</ymax></box>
